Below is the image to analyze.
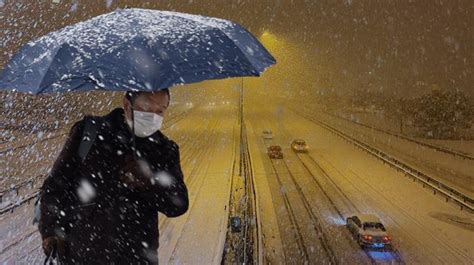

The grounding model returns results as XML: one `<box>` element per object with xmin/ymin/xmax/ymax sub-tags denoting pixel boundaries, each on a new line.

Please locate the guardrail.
<box><xmin>0</xmin><ymin>191</ymin><xmax>40</xmax><ymax>215</ymax></box>
<box><xmin>293</xmin><ymin>109</ymin><xmax>474</xmax><ymax>213</ymax></box>
<box><xmin>0</xmin><ymin>132</ymin><xmax>68</xmax><ymax>155</ymax></box>
<box><xmin>0</xmin><ymin>174</ymin><xmax>44</xmax><ymax>215</ymax></box>
<box><xmin>0</xmin><ymin>175</ymin><xmax>42</xmax><ymax>196</ymax></box>
<box><xmin>241</xmin><ymin>124</ymin><xmax>260</xmax><ymax>264</ymax></box>
<box><xmin>322</xmin><ymin>111</ymin><xmax>474</xmax><ymax>160</ymax></box>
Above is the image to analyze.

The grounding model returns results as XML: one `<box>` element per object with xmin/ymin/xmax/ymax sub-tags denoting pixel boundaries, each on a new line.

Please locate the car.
<box><xmin>346</xmin><ymin>214</ymin><xmax>392</xmax><ymax>250</ymax></box>
<box><xmin>291</xmin><ymin>139</ymin><xmax>308</xmax><ymax>153</ymax></box>
<box><xmin>262</xmin><ymin>129</ymin><xmax>273</xmax><ymax>139</ymax></box>
<box><xmin>267</xmin><ymin>145</ymin><xmax>283</xmax><ymax>159</ymax></box>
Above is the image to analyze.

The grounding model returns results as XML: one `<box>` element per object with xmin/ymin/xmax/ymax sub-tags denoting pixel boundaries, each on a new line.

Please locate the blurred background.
<box><xmin>1</xmin><ymin>1</ymin><xmax>473</xmax><ymax>264</ymax></box>
<box><xmin>1</xmin><ymin>0</ymin><xmax>473</xmax><ymax>140</ymax></box>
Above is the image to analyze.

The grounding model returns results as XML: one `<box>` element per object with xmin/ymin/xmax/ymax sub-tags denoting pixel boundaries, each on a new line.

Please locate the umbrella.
<box><xmin>0</xmin><ymin>8</ymin><xmax>276</xmax><ymax>94</ymax></box>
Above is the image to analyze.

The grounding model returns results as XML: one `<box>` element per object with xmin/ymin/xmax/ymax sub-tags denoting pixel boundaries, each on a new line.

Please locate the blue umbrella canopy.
<box><xmin>0</xmin><ymin>8</ymin><xmax>276</xmax><ymax>94</ymax></box>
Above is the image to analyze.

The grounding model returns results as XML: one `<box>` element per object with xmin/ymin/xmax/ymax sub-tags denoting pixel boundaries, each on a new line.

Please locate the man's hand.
<box><xmin>120</xmin><ymin>157</ymin><xmax>152</xmax><ymax>190</ymax></box>
<box><xmin>42</xmin><ymin>237</ymin><xmax>65</xmax><ymax>257</ymax></box>
<box><xmin>120</xmin><ymin>172</ymin><xmax>148</xmax><ymax>189</ymax></box>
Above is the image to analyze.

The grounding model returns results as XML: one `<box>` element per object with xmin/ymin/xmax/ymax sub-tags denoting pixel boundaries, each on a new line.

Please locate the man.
<box><xmin>39</xmin><ymin>89</ymin><xmax>189</xmax><ymax>264</ymax></box>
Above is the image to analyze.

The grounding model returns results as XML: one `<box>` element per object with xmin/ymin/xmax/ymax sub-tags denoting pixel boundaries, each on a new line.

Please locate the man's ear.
<box><xmin>123</xmin><ymin>96</ymin><xmax>132</xmax><ymax>115</ymax></box>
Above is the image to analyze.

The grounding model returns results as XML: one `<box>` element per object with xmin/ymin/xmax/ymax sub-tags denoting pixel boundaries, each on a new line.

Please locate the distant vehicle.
<box><xmin>267</xmin><ymin>145</ymin><xmax>283</xmax><ymax>159</ymax></box>
<box><xmin>346</xmin><ymin>214</ymin><xmax>392</xmax><ymax>250</ymax></box>
<box><xmin>291</xmin><ymin>139</ymin><xmax>308</xmax><ymax>153</ymax></box>
<box><xmin>262</xmin><ymin>129</ymin><xmax>273</xmax><ymax>139</ymax></box>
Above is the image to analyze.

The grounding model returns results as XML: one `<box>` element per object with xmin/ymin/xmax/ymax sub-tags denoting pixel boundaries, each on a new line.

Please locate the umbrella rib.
<box><xmin>35</xmin><ymin>43</ymin><xmax>70</xmax><ymax>94</ymax></box>
<box><xmin>166</xmin><ymin>14</ymin><xmax>262</xmax><ymax>74</ymax></box>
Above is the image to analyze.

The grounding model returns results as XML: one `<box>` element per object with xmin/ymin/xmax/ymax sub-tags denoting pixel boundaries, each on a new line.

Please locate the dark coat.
<box><xmin>39</xmin><ymin>108</ymin><xmax>189</xmax><ymax>264</ymax></box>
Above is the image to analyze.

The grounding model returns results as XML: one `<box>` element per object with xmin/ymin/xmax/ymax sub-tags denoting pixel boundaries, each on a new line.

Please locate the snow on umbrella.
<box><xmin>0</xmin><ymin>8</ymin><xmax>276</xmax><ymax>94</ymax></box>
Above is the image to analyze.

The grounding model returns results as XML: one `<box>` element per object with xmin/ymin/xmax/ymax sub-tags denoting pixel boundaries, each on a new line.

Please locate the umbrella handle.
<box><xmin>44</xmin><ymin>245</ymin><xmax>60</xmax><ymax>265</ymax></box>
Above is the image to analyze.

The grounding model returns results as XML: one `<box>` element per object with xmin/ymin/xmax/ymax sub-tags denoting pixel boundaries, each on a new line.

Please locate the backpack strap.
<box><xmin>78</xmin><ymin>117</ymin><xmax>100</xmax><ymax>162</ymax></box>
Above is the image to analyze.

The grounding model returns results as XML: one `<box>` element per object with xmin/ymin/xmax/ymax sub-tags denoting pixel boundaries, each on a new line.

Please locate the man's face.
<box><xmin>123</xmin><ymin>91</ymin><xmax>169</xmax><ymax>119</ymax></box>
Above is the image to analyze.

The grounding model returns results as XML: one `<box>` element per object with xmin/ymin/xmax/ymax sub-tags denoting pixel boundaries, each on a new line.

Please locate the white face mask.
<box><xmin>126</xmin><ymin>110</ymin><xmax>163</xmax><ymax>138</ymax></box>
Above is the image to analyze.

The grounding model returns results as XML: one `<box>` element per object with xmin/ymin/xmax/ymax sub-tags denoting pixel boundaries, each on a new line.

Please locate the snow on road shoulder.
<box><xmin>245</xmin><ymin>120</ymin><xmax>285</xmax><ymax>263</ymax></box>
<box><xmin>285</xmin><ymin>108</ymin><xmax>474</xmax><ymax>264</ymax></box>
<box><xmin>159</xmin><ymin>105</ymin><xmax>236</xmax><ymax>264</ymax></box>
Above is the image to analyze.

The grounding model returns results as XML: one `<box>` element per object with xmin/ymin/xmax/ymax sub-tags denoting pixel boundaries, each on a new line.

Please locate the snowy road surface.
<box><xmin>313</xmin><ymin>110</ymin><xmax>474</xmax><ymax>198</ymax></box>
<box><xmin>244</xmin><ymin>100</ymin><xmax>473</xmax><ymax>264</ymax></box>
<box><xmin>1</xmin><ymin>100</ymin><xmax>473</xmax><ymax>264</ymax></box>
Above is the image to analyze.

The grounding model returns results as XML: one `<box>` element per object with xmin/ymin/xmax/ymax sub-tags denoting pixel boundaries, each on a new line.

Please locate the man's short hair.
<box><xmin>125</xmin><ymin>88</ymin><xmax>170</xmax><ymax>104</ymax></box>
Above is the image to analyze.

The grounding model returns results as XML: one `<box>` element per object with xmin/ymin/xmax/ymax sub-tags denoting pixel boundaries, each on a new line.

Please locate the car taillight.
<box><xmin>383</xmin><ymin>236</ymin><xmax>391</xmax><ymax>242</ymax></box>
<box><xmin>363</xmin><ymin>235</ymin><xmax>373</xmax><ymax>241</ymax></box>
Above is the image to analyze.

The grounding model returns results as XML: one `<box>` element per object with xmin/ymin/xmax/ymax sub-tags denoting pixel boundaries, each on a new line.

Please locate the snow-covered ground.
<box><xmin>311</xmin><ymin>110</ymin><xmax>474</xmax><ymax>198</ymax></box>
<box><xmin>246</xmin><ymin>112</ymin><xmax>372</xmax><ymax>264</ymax></box>
<box><xmin>158</xmin><ymin>105</ymin><xmax>238</xmax><ymax>264</ymax></box>
<box><xmin>1</xmin><ymin>101</ymin><xmax>473</xmax><ymax>264</ymax></box>
<box><xmin>245</xmin><ymin>102</ymin><xmax>473</xmax><ymax>264</ymax></box>
<box><xmin>332</xmin><ymin>108</ymin><xmax>474</xmax><ymax>146</ymax></box>
<box><xmin>423</xmin><ymin>139</ymin><xmax>474</xmax><ymax>156</ymax></box>
<box><xmin>0</xmin><ymin>104</ymin><xmax>237</xmax><ymax>264</ymax></box>
<box><xmin>335</xmin><ymin>109</ymin><xmax>474</xmax><ymax>156</ymax></box>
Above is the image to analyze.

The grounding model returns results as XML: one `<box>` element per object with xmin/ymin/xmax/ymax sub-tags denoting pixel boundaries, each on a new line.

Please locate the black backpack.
<box><xmin>77</xmin><ymin>116</ymin><xmax>102</xmax><ymax>162</ymax></box>
<box><xmin>34</xmin><ymin>116</ymin><xmax>102</xmax><ymax>224</ymax></box>
<box><xmin>35</xmin><ymin>116</ymin><xmax>102</xmax><ymax>264</ymax></box>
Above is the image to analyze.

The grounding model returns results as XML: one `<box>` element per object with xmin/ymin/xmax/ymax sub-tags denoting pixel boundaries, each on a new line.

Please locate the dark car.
<box><xmin>267</xmin><ymin>145</ymin><xmax>283</xmax><ymax>159</ymax></box>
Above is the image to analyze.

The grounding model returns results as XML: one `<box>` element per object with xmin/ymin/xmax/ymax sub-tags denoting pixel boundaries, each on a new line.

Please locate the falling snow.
<box><xmin>77</xmin><ymin>179</ymin><xmax>96</xmax><ymax>203</ymax></box>
<box><xmin>0</xmin><ymin>1</ymin><xmax>473</xmax><ymax>264</ymax></box>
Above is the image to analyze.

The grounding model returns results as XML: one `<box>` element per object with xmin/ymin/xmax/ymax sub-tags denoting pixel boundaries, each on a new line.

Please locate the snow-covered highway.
<box><xmin>1</xmin><ymin>98</ymin><xmax>473</xmax><ymax>264</ymax></box>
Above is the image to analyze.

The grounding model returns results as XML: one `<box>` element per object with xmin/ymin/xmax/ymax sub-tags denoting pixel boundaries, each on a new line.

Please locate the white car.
<box><xmin>262</xmin><ymin>130</ymin><xmax>273</xmax><ymax>140</ymax></box>
<box><xmin>291</xmin><ymin>139</ymin><xmax>308</xmax><ymax>153</ymax></box>
<box><xmin>346</xmin><ymin>214</ymin><xmax>392</xmax><ymax>250</ymax></box>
